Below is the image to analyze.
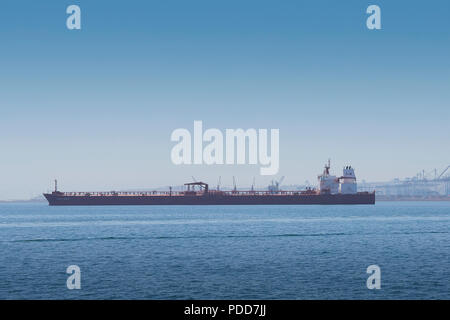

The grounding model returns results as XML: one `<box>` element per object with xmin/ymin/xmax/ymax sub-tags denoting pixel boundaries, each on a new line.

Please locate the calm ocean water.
<box><xmin>0</xmin><ymin>202</ymin><xmax>449</xmax><ymax>300</ymax></box>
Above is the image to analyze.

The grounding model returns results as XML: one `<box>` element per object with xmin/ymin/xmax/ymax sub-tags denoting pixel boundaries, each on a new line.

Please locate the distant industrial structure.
<box><xmin>359</xmin><ymin>166</ymin><xmax>450</xmax><ymax>200</ymax></box>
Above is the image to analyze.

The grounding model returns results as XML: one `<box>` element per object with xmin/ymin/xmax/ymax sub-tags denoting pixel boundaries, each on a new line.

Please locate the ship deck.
<box><xmin>58</xmin><ymin>190</ymin><xmax>320</xmax><ymax>197</ymax></box>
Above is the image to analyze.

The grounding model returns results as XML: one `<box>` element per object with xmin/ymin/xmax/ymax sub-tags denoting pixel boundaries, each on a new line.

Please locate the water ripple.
<box><xmin>3</xmin><ymin>230</ymin><xmax>449</xmax><ymax>243</ymax></box>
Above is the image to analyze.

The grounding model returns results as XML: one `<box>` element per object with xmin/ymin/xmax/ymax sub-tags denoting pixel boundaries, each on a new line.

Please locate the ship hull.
<box><xmin>44</xmin><ymin>192</ymin><xmax>375</xmax><ymax>206</ymax></box>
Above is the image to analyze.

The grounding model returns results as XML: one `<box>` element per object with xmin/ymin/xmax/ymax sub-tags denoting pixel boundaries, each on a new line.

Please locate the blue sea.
<box><xmin>0</xmin><ymin>202</ymin><xmax>449</xmax><ymax>300</ymax></box>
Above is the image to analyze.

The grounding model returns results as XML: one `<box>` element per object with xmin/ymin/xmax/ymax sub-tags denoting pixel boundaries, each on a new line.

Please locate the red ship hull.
<box><xmin>43</xmin><ymin>192</ymin><xmax>375</xmax><ymax>206</ymax></box>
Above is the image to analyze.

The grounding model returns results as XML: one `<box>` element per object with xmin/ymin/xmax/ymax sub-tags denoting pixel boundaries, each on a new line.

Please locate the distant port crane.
<box><xmin>359</xmin><ymin>164</ymin><xmax>450</xmax><ymax>197</ymax></box>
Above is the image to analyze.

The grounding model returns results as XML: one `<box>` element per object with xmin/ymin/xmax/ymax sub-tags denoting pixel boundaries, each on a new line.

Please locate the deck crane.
<box><xmin>438</xmin><ymin>166</ymin><xmax>450</xmax><ymax>180</ymax></box>
<box><xmin>268</xmin><ymin>176</ymin><xmax>285</xmax><ymax>193</ymax></box>
<box><xmin>217</xmin><ymin>176</ymin><xmax>221</xmax><ymax>191</ymax></box>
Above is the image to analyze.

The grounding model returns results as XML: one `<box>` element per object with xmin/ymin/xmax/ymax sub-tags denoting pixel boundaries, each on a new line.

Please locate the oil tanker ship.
<box><xmin>44</xmin><ymin>161</ymin><xmax>375</xmax><ymax>206</ymax></box>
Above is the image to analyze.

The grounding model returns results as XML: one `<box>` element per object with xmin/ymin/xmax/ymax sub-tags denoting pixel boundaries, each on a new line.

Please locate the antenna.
<box><xmin>233</xmin><ymin>176</ymin><xmax>237</xmax><ymax>191</ymax></box>
<box><xmin>54</xmin><ymin>179</ymin><xmax>58</xmax><ymax>192</ymax></box>
<box><xmin>276</xmin><ymin>176</ymin><xmax>285</xmax><ymax>192</ymax></box>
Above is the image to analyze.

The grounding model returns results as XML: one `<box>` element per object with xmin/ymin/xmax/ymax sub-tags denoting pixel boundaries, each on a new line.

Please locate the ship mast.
<box><xmin>324</xmin><ymin>159</ymin><xmax>331</xmax><ymax>175</ymax></box>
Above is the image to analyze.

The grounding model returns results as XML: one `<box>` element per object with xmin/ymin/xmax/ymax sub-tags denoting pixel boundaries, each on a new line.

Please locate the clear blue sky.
<box><xmin>0</xmin><ymin>0</ymin><xmax>449</xmax><ymax>199</ymax></box>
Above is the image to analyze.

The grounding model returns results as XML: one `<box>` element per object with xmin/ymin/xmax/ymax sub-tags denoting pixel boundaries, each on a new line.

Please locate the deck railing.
<box><xmin>59</xmin><ymin>190</ymin><xmax>318</xmax><ymax>197</ymax></box>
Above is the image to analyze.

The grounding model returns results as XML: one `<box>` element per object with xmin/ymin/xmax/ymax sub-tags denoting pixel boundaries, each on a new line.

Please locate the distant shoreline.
<box><xmin>376</xmin><ymin>196</ymin><xmax>450</xmax><ymax>202</ymax></box>
<box><xmin>0</xmin><ymin>199</ymin><xmax>46</xmax><ymax>204</ymax></box>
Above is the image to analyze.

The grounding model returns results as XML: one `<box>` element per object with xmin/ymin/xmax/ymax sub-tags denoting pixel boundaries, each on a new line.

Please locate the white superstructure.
<box><xmin>318</xmin><ymin>160</ymin><xmax>339</xmax><ymax>194</ymax></box>
<box><xmin>339</xmin><ymin>166</ymin><xmax>357</xmax><ymax>194</ymax></box>
<box><xmin>318</xmin><ymin>160</ymin><xmax>358</xmax><ymax>195</ymax></box>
